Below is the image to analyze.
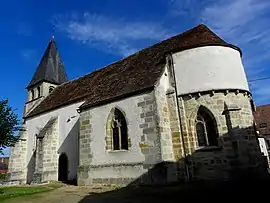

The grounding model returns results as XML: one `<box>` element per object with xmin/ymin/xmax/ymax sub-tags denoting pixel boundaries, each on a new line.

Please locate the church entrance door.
<box><xmin>58</xmin><ymin>153</ymin><xmax>68</xmax><ymax>182</ymax></box>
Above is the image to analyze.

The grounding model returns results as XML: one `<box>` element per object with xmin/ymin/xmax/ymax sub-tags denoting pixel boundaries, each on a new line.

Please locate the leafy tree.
<box><xmin>0</xmin><ymin>99</ymin><xmax>22</xmax><ymax>154</ymax></box>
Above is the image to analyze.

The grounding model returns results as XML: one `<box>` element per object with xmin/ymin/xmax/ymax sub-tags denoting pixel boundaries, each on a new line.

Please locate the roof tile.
<box><xmin>25</xmin><ymin>24</ymin><xmax>240</xmax><ymax>119</ymax></box>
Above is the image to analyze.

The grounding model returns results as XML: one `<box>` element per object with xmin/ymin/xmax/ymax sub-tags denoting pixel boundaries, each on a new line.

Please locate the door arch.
<box><xmin>58</xmin><ymin>153</ymin><xmax>68</xmax><ymax>182</ymax></box>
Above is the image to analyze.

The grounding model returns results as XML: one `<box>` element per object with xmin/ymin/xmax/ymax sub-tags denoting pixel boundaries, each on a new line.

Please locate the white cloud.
<box><xmin>53</xmin><ymin>2</ymin><xmax>270</xmax><ymax>104</ymax></box>
<box><xmin>200</xmin><ymin>0</ymin><xmax>270</xmax><ymax>46</ymax></box>
<box><xmin>170</xmin><ymin>0</ymin><xmax>270</xmax><ymax>105</ymax></box>
<box><xmin>54</xmin><ymin>13</ymin><xmax>173</xmax><ymax>57</ymax></box>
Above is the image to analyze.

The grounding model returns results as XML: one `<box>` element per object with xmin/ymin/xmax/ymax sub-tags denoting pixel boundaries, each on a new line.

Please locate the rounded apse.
<box><xmin>172</xmin><ymin>46</ymin><xmax>249</xmax><ymax>95</ymax></box>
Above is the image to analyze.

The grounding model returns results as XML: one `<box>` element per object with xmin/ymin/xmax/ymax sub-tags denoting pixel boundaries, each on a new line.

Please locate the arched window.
<box><xmin>37</xmin><ymin>86</ymin><xmax>41</xmax><ymax>97</ymax></box>
<box><xmin>106</xmin><ymin>108</ymin><xmax>129</xmax><ymax>151</ymax></box>
<box><xmin>31</xmin><ymin>89</ymin><xmax>35</xmax><ymax>100</ymax></box>
<box><xmin>195</xmin><ymin>106</ymin><xmax>218</xmax><ymax>147</ymax></box>
<box><xmin>112</xmin><ymin>108</ymin><xmax>128</xmax><ymax>150</ymax></box>
<box><xmin>49</xmin><ymin>86</ymin><xmax>54</xmax><ymax>93</ymax></box>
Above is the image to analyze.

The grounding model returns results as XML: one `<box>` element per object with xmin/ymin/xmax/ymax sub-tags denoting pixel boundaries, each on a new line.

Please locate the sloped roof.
<box><xmin>253</xmin><ymin>104</ymin><xmax>270</xmax><ymax>136</ymax></box>
<box><xmin>25</xmin><ymin>24</ymin><xmax>241</xmax><ymax>119</ymax></box>
<box><xmin>26</xmin><ymin>37</ymin><xmax>68</xmax><ymax>89</ymax></box>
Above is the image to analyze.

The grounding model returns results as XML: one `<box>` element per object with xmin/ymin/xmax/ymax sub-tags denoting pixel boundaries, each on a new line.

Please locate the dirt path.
<box><xmin>3</xmin><ymin>180</ymin><xmax>268</xmax><ymax>203</ymax></box>
<box><xmin>2</xmin><ymin>185</ymin><xmax>117</xmax><ymax>203</ymax></box>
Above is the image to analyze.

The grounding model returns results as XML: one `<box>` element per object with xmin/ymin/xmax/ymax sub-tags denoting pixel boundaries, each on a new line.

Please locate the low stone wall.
<box><xmin>78</xmin><ymin>162</ymin><xmax>145</xmax><ymax>186</ymax></box>
<box><xmin>78</xmin><ymin>161</ymin><xmax>179</xmax><ymax>186</ymax></box>
<box><xmin>0</xmin><ymin>180</ymin><xmax>21</xmax><ymax>187</ymax></box>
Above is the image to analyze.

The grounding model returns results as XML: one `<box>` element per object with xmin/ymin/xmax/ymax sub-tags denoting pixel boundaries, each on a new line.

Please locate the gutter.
<box><xmin>167</xmin><ymin>53</ymin><xmax>190</xmax><ymax>182</ymax></box>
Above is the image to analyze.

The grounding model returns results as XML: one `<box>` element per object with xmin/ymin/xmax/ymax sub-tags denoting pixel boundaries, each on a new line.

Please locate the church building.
<box><xmin>8</xmin><ymin>24</ymin><xmax>264</xmax><ymax>185</ymax></box>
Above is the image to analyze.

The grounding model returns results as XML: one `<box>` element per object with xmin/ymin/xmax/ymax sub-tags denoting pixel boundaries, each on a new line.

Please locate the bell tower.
<box><xmin>24</xmin><ymin>36</ymin><xmax>68</xmax><ymax>117</ymax></box>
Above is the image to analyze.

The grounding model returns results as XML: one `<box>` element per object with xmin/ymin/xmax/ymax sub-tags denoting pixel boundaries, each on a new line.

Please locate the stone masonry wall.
<box><xmin>78</xmin><ymin>91</ymin><xmax>175</xmax><ymax>186</ymax></box>
<box><xmin>7</xmin><ymin>127</ymin><xmax>28</xmax><ymax>184</ymax></box>
<box><xmin>166</xmin><ymin>89</ymin><xmax>186</xmax><ymax>181</ymax></box>
<box><xmin>176</xmin><ymin>90</ymin><xmax>263</xmax><ymax>180</ymax></box>
<box><xmin>137</xmin><ymin>91</ymin><xmax>161</xmax><ymax>165</ymax></box>
<box><xmin>78</xmin><ymin>107</ymin><xmax>144</xmax><ymax>186</ymax></box>
<box><xmin>32</xmin><ymin>117</ymin><xmax>59</xmax><ymax>183</ymax></box>
<box><xmin>41</xmin><ymin>117</ymin><xmax>59</xmax><ymax>182</ymax></box>
<box><xmin>77</xmin><ymin>110</ymin><xmax>92</xmax><ymax>186</ymax></box>
<box><xmin>154</xmin><ymin>76</ymin><xmax>177</xmax><ymax>183</ymax></box>
<box><xmin>137</xmin><ymin>91</ymin><xmax>168</xmax><ymax>184</ymax></box>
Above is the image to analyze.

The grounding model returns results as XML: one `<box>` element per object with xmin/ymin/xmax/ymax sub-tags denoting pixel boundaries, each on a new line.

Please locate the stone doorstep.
<box><xmin>30</xmin><ymin>181</ymin><xmax>53</xmax><ymax>185</ymax></box>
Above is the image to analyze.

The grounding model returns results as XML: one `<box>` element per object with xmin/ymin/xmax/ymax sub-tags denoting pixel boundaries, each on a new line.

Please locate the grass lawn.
<box><xmin>0</xmin><ymin>182</ymin><xmax>64</xmax><ymax>201</ymax></box>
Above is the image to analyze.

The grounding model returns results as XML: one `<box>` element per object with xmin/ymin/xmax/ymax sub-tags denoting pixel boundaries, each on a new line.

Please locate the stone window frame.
<box><xmin>195</xmin><ymin>115</ymin><xmax>209</xmax><ymax>147</ymax></box>
<box><xmin>192</xmin><ymin>105</ymin><xmax>221</xmax><ymax>151</ymax></box>
<box><xmin>105</xmin><ymin>107</ymin><xmax>131</xmax><ymax>152</ymax></box>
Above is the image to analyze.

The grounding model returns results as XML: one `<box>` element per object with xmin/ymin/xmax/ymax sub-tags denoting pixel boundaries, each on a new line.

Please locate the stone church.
<box><xmin>8</xmin><ymin>24</ymin><xmax>265</xmax><ymax>185</ymax></box>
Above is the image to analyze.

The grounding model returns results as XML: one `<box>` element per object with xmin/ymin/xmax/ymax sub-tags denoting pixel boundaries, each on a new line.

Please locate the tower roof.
<box><xmin>26</xmin><ymin>37</ymin><xmax>68</xmax><ymax>89</ymax></box>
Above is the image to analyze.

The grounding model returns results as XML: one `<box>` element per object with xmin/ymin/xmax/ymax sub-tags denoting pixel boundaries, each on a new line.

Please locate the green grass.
<box><xmin>0</xmin><ymin>182</ymin><xmax>63</xmax><ymax>201</ymax></box>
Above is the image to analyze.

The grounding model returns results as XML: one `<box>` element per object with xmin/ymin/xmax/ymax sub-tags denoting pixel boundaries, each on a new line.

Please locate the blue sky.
<box><xmin>1</xmin><ymin>0</ymin><xmax>270</xmax><ymax>156</ymax></box>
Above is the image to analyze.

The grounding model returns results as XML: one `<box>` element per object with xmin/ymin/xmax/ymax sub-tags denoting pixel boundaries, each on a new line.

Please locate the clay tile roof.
<box><xmin>253</xmin><ymin>104</ymin><xmax>270</xmax><ymax>135</ymax></box>
<box><xmin>25</xmin><ymin>24</ymin><xmax>241</xmax><ymax>119</ymax></box>
<box><xmin>26</xmin><ymin>37</ymin><xmax>68</xmax><ymax>89</ymax></box>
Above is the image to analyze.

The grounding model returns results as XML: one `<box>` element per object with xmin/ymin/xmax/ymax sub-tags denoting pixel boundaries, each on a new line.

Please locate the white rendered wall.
<box><xmin>25</xmin><ymin>101</ymin><xmax>84</xmax><ymax>180</ymax></box>
<box><xmin>89</xmin><ymin>94</ymin><xmax>147</xmax><ymax>166</ymax></box>
<box><xmin>172</xmin><ymin>46</ymin><xmax>249</xmax><ymax>95</ymax></box>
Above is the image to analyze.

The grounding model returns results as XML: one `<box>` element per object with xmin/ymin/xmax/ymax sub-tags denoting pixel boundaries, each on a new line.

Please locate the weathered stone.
<box><xmin>137</xmin><ymin>101</ymin><xmax>146</xmax><ymax>107</ymax></box>
<box><xmin>81</xmin><ymin>139</ymin><xmax>89</xmax><ymax>144</ymax></box>
<box><xmin>80</xmin><ymin>125</ymin><xmax>86</xmax><ymax>130</ymax></box>
<box><xmin>145</xmin><ymin>111</ymin><xmax>155</xmax><ymax>117</ymax></box>
<box><xmin>82</xmin><ymin>120</ymin><xmax>90</xmax><ymax>125</ymax></box>
<box><xmin>139</xmin><ymin>123</ymin><xmax>148</xmax><ymax>128</ymax></box>
<box><xmin>143</xmin><ymin>127</ymin><xmax>155</xmax><ymax>134</ymax></box>
<box><xmin>163</xmin><ymin>107</ymin><xmax>168</xmax><ymax>112</ymax></box>
<box><xmin>146</xmin><ymin>100</ymin><xmax>154</xmax><ymax>105</ymax></box>
<box><xmin>145</xmin><ymin>117</ymin><xmax>153</xmax><ymax>123</ymax></box>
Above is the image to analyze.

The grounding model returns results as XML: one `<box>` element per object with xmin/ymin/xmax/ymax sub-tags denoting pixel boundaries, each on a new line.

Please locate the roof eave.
<box><xmin>164</xmin><ymin>43</ymin><xmax>242</xmax><ymax>58</ymax></box>
<box><xmin>24</xmin><ymin>86</ymin><xmax>155</xmax><ymax>120</ymax></box>
<box><xmin>79</xmin><ymin>86</ymin><xmax>155</xmax><ymax>111</ymax></box>
<box><xmin>26</xmin><ymin>79</ymin><xmax>62</xmax><ymax>90</ymax></box>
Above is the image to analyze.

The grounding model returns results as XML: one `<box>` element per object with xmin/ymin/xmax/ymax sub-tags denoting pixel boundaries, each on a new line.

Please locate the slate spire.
<box><xmin>26</xmin><ymin>37</ymin><xmax>68</xmax><ymax>89</ymax></box>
